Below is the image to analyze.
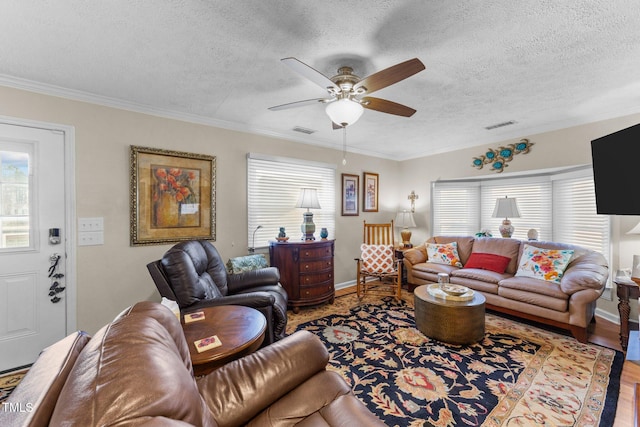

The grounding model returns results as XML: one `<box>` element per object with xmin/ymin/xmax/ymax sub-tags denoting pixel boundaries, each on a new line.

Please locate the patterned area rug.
<box><xmin>289</xmin><ymin>292</ymin><xmax>623</xmax><ymax>427</ymax></box>
<box><xmin>0</xmin><ymin>367</ymin><xmax>29</xmax><ymax>403</ymax></box>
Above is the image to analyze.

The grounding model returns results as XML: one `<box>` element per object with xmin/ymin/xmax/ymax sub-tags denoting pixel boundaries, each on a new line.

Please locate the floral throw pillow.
<box><xmin>360</xmin><ymin>244</ymin><xmax>395</xmax><ymax>273</ymax></box>
<box><xmin>226</xmin><ymin>254</ymin><xmax>268</xmax><ymax>274</ymax></box>
<box><xmin>515</xmin><ymin>244</ymin><xmax>574</xmax><ymax>284</ymax></box>
<box><xmin>426</xmin><ymin>242</ymin><xmax>463</xmax><ymax>267</ymax></box>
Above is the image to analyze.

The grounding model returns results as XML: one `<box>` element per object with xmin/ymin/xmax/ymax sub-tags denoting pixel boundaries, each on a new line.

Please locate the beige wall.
<box><xmin>0</xmin><ymin>86</ymin><xmax>401</xmax><ymax>333</ymax></box>
<box><xmin>1</xmin><ymin>85</ymin><xmax>638</xmax><ymax>333</ymax></box>
<box><xmin>397</xmin><ymin>112</ymin><xmax>640</xmax><ymax>322</ymax></box>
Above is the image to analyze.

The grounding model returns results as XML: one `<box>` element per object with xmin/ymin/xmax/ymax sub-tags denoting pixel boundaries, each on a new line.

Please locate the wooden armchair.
<box><xmin>355</xmin><ymin>220</ymin><xmax>402</xmax><ymax>300</ymax></box>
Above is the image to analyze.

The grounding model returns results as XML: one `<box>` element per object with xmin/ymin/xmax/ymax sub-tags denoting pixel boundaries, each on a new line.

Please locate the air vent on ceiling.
<box><xmin>292</xmin><ymin>126</ymin><xmax>316</xmax><ymax>135</ymax></box>
<box><xmin>485</xmin><ymin>120</ymin><xmax>516</xmax><ymax>130</ymax></box>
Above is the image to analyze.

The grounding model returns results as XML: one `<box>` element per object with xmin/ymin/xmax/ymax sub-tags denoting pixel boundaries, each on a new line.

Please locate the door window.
<box><xmin>0</xmin><ymin>149</ymin><xmax>31</xmax><ymax>249</ymax></box>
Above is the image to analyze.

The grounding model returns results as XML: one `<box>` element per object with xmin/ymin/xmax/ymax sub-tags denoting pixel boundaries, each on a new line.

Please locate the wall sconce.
<box><xmin>408</xmin><ymin>190</ymin><xmax>419</xmax><ymax>213</ymax></box>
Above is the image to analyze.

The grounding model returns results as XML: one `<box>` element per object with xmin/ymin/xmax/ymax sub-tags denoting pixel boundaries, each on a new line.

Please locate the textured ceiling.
<box><xmin>1</xmin><ymin>1</ymin><xmax>639</xmax><ymax>160</ymax></box>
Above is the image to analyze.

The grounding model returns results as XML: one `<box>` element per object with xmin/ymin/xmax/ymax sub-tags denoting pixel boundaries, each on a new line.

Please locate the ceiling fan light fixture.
<box><xmin>325</xmin><ymin>99</ymin><xmax>364</xmax><ymax>127</ymax></box>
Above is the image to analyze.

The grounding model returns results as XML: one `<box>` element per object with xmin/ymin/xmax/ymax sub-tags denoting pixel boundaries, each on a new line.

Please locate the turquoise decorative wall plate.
<box><xmin>472</xmin><ymin>139</ymin><xmax>533</xmax><ymax>173</ymax></box>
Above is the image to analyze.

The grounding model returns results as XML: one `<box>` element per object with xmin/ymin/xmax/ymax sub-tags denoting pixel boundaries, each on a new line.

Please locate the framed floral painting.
<box><xmin>363</xmin><ymin>172</ymin><xmax>379</xmax><ymax>212</ymax></box>
<box><xmin>130</xmin><ymin>146</ymin><xmax>216</xmax><ymax>246</ymax></box>
<box><xmin>341</xmin><ymin>173</ymin><xmax>359</xmax><ymax>216</ymax></box>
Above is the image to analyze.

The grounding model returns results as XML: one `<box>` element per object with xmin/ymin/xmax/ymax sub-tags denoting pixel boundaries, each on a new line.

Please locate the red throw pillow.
<box><xmin>464</xmin><ymin>252</ymin><xmax>511</xmax><ymax>273</ymax></box>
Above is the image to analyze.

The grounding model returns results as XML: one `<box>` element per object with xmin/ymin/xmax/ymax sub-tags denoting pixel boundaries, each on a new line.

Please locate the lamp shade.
<box><xmin>325</xmin><ymin>99</ymin><xmax>364</xmax><ymax>127</ymax></box>
<box><xmin>295</xmin><ymin>188</ymin><xmax>321</xmax><ymax>210</ymax></box>
<box><xmin>394</xmin><ymin>210</ymin><xmax>416</xmax><ymax>228</ymax></box>
<box><xmin>627</xmin><ymin>222</ymin><xmax>640</xmax><ymax>234</ymax></box>
<box><xmin>492</xmin><ymin>196</ymin><xmax>521</xmax><ymax>219</ymax></box>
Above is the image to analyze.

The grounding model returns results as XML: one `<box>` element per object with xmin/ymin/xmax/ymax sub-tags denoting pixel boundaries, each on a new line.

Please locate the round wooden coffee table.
<box><xmin>414</xmin><ymin>284</ymin><xmax>486</xmax><ymax>345</ymax></box>
<box><xmin>181</xmin><ymin>305</ymin><xmax>266</xmax><ymax>376</ymax></box>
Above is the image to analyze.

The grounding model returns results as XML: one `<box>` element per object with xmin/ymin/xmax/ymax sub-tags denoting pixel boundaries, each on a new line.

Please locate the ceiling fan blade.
<box><xmin>354</xmin><ymin>58</ymin><xmax>425</xmax><ymax>94</ymax></box>
<box><xmin>268</xmin><ymin>98</ymin><xmax>328</xmax><ymax>111</ymax></box>
<box><xmin>361</xmin><ymin>97</ymin><xmax>417</xmax><ymax>117</ymax></box>
<box><xmin>281</xmin><ymin>57</ymin><xmax>339</xmax><ymax>92</ymax></box>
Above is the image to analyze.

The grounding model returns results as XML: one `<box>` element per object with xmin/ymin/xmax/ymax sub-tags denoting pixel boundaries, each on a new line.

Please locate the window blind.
<box><xmin>481</xmin><ymin>178</ymin><xmax>552</xmax><ymax>241</ymax></box>
<box><xmin>431</xmin><ymin>166</ymin><xmax>609</xmax><ymax>263</ymax></box>
<box><xmin>431</xmin><ymin>181</ymin><xmax>480</xmax><ymax>236</ymax></box>
<box><xmin>247</xmin><ymin>154</ymin><xmax>336</xmax><ymax>249</ymax></box>
<box><xmin>552</xmin><ymin>170</ymin><xmax>609</xmax><ymax>255</ymax></box>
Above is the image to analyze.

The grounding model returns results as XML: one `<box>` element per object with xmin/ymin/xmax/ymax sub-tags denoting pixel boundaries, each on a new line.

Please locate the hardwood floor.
<box><xmin>590</xmin><ymin>316</ymin><xmax>639</xmax><ymax>427</ymax></box>
<box><xmin>334</xmin><ymin>287</ymin><xmax>638</xmax><ymax>426</ymax></box>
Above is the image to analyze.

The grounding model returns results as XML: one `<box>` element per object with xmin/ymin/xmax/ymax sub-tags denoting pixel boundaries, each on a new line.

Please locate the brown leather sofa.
<box><xmin>403</xmin><ymin>236</ymin><xmax>609</xmax><ymax>342</ymax></box>
<box><xmin>2</xmin><ymin>301</ymin><xmax>384</xmax><ymax>427</ymax></box>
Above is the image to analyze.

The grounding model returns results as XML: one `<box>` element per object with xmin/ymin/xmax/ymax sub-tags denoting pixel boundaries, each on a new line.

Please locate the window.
<box><xmin>247</xmin><ymin>153</ymin><xmax>336</xmax><ymax>249</ymax></box>
<box><xmin>0</xmin><ymin>149</ymin><xmax>31</xmax><ymax>249</ymax></box>
<box><xmin>432</xmin><ymin>181</ymin><xmax>480</xmax><ymax>235</ymax></box>
<box><xmin>552</xmin><ymin>169</ymin><xmax>610</xmax><ymax>253</ymax></box>
<box><xmin>431</xmin><ymin>166</ymin><xmax>609</xmax><ymax>258</ymax></box>
<box><xmin>480</xmin><ymin>177</ymin><xmax>552</xmax><ymax>241</ymax></box>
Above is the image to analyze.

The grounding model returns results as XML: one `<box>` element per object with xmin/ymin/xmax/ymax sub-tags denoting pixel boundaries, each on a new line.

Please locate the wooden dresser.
<box><xmin>269</xmin><ymin>239</ymin><xmax>335</xmax><ymax>313</ymax></box>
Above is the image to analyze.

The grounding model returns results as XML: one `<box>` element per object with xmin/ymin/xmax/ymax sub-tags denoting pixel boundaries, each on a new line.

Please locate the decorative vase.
<box><xmin>320</xmin><ymin>227</ymin><xmax>328</xmax><ymax>239</ymax></box>
<box><xmin>498</xmin><ymin>219</ymin><xmax>514</xmax><ymax>238</ymax></box>
<box><xmin>301</xmin><ymin>212</ymin><xmax>316</xmax><ymax>240</ymax></box>
<box><xmin>153</xmin><ymin>192</ymin><xmax>179</xmax><ymax>227</ymax></box>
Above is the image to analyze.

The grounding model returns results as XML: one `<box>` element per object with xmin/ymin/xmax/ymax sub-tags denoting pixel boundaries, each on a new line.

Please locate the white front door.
<box><xmin>0</xmin><ymin>121</ymin><xmax>73</xmax><ymax>371</ymax></box>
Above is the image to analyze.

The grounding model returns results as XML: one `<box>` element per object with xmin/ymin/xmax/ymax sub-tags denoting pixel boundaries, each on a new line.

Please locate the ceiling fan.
<box><xmin>268</xmin><ymin>57</ymin><xmax>425</xmax><ymax>128</ymax></box>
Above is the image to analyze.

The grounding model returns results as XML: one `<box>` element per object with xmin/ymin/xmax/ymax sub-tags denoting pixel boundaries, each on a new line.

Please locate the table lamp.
<box><xmin>296</xmin><ymin>188</ymin><xmax>321</xmax><ymax>240</ymax></box>
<box><xmin>492</xmin><ymin>196</ymin><xmax>520</xmax><ymax>238</ymax></box>
<box><xmin>395</xmin><ymin>210</ymin><xmax>417</xmax><ymax>248</ymax></box>
<box><xmin>627</xmin><ymin>221</ymin><xmax>640</xmax><ymax>281</ymax></box>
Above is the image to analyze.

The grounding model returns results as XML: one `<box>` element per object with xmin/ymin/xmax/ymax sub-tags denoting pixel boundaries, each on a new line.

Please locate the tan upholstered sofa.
<box><xmin>1</xmin><ymin>301</ymin><xmax>384</xmax><ymax>427</ymax></box>
<box><xmin>403</xmin><ymin>236</ymin><xmax>609</xmax><ymax>342</ymax></box>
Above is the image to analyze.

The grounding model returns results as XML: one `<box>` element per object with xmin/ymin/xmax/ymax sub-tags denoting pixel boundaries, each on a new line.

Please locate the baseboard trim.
<box><xmin>335</xmin><ymin>280</ymin><xmax>356</xmax><ymax>291</ymax></box>
<box><xmin>595</xmin><ymin>307</ymin><xmax>620</xmax><ymax>325</ymax></box>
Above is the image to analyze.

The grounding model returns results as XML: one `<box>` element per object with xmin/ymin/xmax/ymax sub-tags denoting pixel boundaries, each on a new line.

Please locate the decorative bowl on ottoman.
<box><xmin>441</xmin><ymin>284</ymin><xmax>469</xmax><ymax>296</ymax></box>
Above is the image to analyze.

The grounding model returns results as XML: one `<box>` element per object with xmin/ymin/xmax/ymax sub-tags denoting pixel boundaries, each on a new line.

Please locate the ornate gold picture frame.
<box><xmin>130</xmin><ymin>145</ymin><xmax>216</xmax><ymax>246</ymax></box>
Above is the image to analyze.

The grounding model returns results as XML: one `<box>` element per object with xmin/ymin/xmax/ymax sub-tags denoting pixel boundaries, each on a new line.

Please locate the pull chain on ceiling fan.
<box><xmin>342</xmin><ymin>126</ymin><xmax>347</xmax><ymax>165</ymax></box>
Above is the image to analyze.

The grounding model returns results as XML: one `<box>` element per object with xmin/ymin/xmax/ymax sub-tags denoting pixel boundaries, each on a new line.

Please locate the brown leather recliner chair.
<box><xmin>3</xmin><ymin>301</ymin><xmax>385</xmax><ymax>426</ymax></box>
<box><xmin>147</xmin><ymin>240</ymin><xmax>288</xmax><ymax>344</ymax></box>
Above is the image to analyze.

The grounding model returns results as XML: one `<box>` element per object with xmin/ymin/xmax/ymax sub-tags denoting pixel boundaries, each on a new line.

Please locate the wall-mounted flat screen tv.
<box><xmin>591</xmin><ymin>123</ymin><xmax>640</xmax><ymax>215</ymax></box>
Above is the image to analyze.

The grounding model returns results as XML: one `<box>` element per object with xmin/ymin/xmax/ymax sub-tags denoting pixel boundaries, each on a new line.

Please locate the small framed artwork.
<box><xmin>130</xmin><ymin>145</ymin><xmax>216</xmax><ymax>246</ymax></box>
<box><xmin>363</xmin><ymin>172</ymin><xmax>379</xmax><ymax>212</ymax></box>
<box><xmin>341</xmin><ymin>173</ymin><xmax>359</xmax><ymax>216</ymax></box>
